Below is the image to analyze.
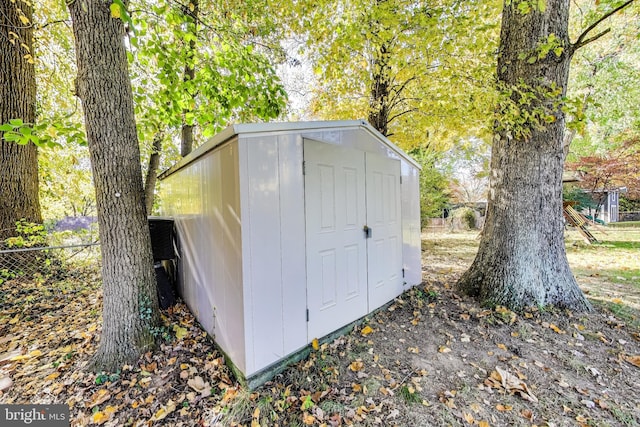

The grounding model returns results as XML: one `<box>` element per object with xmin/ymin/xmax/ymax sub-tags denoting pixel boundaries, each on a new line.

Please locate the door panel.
<box><xmin>304</xmin><ymin>140</ymin><xmax>368</xmax><ymax>339</ymax></box>
<box><xmin>366</xmin><ymin>152</ymin><xmax>403</xmax><ymax>310</ymax></box>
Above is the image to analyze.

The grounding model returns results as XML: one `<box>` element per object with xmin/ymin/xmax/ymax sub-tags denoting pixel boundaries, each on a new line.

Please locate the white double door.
<box><xmin>304</xmin><ymin>139</ymin><xmax>402</xmax><ymax>340</ymax></box>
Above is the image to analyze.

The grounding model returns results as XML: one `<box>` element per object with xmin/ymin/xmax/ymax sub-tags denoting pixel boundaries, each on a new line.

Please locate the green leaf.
<box><xmin>9</xmin><ymin>119</ymin><xmax>23</xmax><ymax>126</ymax></box>
<box><xmin>109</xmin><ymin>2</ymin><xmax>121</xmax><ymax>19</ymax></box>
<box><xmin>537</xmin><ymin>0</ymin><xmax>546</xmax><ymax>12</ymax></box>
<box><xmin>0</xmin><ymin>124</ymin><xmax>14</xmax><ymax>132</ymax></box>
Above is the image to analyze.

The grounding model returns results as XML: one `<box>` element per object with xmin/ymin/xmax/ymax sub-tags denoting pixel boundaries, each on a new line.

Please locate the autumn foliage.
<box><xmin>567</xmin><ymin>137</ymin><xmax>640</xmax><ymax>203</ymax></box>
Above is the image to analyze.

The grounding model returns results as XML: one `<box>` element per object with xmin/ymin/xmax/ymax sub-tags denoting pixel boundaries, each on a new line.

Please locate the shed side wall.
<box><xmin>160</xmin><ymin>141</ymin><xmax>246</xmax><ymax>373</ymax></box>
<box><xmin>400</xmin><ymin>161</ymin><xmax>422</xmax><ymax>286</ymax></box>
<box><xmin>239</xmin><ymin>134</ymin><xmax>307</xmax><ymax>376</ymax></box>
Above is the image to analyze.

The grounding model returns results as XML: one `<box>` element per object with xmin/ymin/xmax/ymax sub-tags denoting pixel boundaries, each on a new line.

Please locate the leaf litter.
<box><xmin>1</xmin><ymin>230</ymin><xmax>639</xmax><ymax>426</ymax></box>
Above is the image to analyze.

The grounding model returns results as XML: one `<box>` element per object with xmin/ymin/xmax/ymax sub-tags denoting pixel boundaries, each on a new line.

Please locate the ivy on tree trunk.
<box><xmin>67</xmin><ymin>0</ymin><xmax>160</xmax><ymax>371</ymax></box>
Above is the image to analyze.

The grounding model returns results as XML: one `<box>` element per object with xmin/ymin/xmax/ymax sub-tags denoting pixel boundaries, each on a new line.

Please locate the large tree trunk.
<box><xmin>457</xmin><ymin>0</ymin><xmax>591</xmax><ymax>311</ymax></box>
<box><xmin>68</xmin><ymin>0</ymin><xmax>160</xmax><ymax>371</ymax></box>
<box><xmin>0</xmin><ymin>1</ymin><xmax>41</xmax><ymax>242</ymax></box>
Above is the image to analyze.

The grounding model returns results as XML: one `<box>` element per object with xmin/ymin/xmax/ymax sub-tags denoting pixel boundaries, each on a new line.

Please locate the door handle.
<box><xmin>363</xmin><ymin>225</ymin><xmax>372</xmax><ymax>238</ymax></box>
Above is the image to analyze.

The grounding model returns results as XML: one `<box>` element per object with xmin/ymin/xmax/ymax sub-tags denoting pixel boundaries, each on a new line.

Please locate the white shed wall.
<box><xmin>400</xmin><ymin>162</ymin><xmax>422</xmax><ymax>286</ymax></box>
<box><xmin>161</xmin><ymin>142</ymin><xmax>246</xmax><ymax>373</ymax></box>
<box><xmin>239</xmin><ymin>134</ymin><xmax>308</xmax><ymax>376</ymax></box>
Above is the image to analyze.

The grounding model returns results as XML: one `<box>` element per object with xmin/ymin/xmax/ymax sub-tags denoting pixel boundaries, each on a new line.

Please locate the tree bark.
<box><xmin>368</xmin><ymin>42</ymin><xmax>391</xmax><ymax>137</ymax></box>
<box><xmin>180</xmin><ymin>0</ymin><xmax>199</xmax><ymax>157</ymax></box>
<box><xmin>0</xmin><ymin>0</ymin><xmax>42</xmax><ymax>242</ymax></box>
<box><xmin>144</xmin><ymin>132</ymin><xmax>163</xmax><ymax>215</ymax></box>
<box><xmin>457</xmin><ymin>0</ymin><xmax>591</xmax><ymax>311</ymax></box>
<box><xmin>67</xmin><ymin>0</ymin><xmax>160</xmax><ymax>371</ymax></box>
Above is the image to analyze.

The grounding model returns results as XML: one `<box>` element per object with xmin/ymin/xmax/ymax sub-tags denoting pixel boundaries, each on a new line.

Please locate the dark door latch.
<box><xmin>363</xmin><ymin>225</ymin><xmax>372</xmax><ymax>238</ymax></box>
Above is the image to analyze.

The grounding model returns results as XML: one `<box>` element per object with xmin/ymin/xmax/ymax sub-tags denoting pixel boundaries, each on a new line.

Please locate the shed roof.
<box><xmin>159</xmin><ymin>120</ymin><xmax>421</xmax><ymax>179</ymax></box>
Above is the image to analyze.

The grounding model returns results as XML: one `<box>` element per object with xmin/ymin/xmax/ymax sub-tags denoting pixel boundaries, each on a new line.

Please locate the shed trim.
<box><xmin>159</xmin><ymin>120</ymin><xmax>420</xmax><ymax>180</ymax></box>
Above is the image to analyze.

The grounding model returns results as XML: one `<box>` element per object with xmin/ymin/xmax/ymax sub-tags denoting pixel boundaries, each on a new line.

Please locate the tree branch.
<box><xmin>571</xmin><ymin>0</ymin><xmax>635</xmax><ymax>52</ymax></box>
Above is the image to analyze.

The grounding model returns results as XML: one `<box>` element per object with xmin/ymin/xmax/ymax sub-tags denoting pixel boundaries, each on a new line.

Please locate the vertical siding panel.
<box><xmin>278</xmin><ymin>135</ymin><xmax>308</xmax><ymax>353</ymax></box>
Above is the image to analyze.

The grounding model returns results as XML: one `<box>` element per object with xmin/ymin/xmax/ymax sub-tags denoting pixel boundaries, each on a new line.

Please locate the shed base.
<box><xmin>233</xmin><ymin>298</ymin><xmax>399</xmax><ymax>390</ymax></box>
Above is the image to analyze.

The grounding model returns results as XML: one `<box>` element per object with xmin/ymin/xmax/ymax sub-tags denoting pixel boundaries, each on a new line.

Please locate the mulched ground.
<box><xmin>1</xmin><ymin>236</ymin><xmax>639</xmax><ymax>426</ymax></box>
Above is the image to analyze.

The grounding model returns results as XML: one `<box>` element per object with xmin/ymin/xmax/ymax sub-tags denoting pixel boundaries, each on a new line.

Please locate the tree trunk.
<box><xmin>0</xmin><ymin>1</ymin><xmax>41</xmax><ymax>242</ymax></box>
<box><xmin>457</xmin><ymin>0</ymin><xmax>591</xmax><ymax>311</ymax></box>
<box><xmin>68</xmin><ymin>0</ymin><xmax>160</xmax><ymax>371</ymax></box>
<box><xmin>180</xmin><ymin>0</ymin><xmax>199</xmax><ymax>157</ymax></box>
<box><xmin>368</xmin><ymin>43</ymin><xmax>391</xmax><ymax>137</ymax></box>
<box><xmin>144</xmin><ymin>132</ymin><xmax>163</xmax><ymax>215</ymax></box>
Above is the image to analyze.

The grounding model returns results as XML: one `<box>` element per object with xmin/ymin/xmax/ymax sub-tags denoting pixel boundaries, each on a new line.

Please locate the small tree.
<box><xmin>567</xmin><ymin>137</ymin><xmax>640</xmax><ymax>217</ymax></box>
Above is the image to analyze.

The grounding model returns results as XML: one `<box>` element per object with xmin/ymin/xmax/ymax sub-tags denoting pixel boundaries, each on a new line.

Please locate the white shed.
<box><xmin>159</xmin><ymin>120</ymin><xmax>421</xmax><ymax>387</ymax></box>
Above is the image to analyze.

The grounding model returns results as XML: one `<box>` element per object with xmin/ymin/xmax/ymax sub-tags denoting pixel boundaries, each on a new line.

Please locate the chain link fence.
<box><xmin>0</xmin><ymin>222</ymin><xmax>101</xmax><ymax>287</ymax></box>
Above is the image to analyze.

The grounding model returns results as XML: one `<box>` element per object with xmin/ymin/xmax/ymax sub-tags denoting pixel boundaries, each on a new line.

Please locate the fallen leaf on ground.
<box><xmin>361</xmin><ymin>325</ymin><xmax>374</xmax><ymax>336</ymax></box>
<box><xmin>486</xmin><ymin>366</ymin><xmax>538</xmax><ymax>403</ymax></box>
<box><xmin>624</xmin><ymin>354</ymin><xmax>640</xmax><ymax>368</ymax></box>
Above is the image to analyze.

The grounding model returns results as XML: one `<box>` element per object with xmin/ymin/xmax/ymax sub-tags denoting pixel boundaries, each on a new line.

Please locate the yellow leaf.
<box><xmin>438</xmin><ymin>346</ymin><xmax>451</xmax><ymax>353</ymax></box>
<box><xmin>109</xmin><ymin>3</ymin><xmax>121</xmax><ymax>18</ymax></box>
<box><xmin>349</xmin><ymin>360</ymin><xmax>364</xmax><ymax>372</ymax></box>
<box><xmin>303</xmin><ymin>412</ymin><xmax>316</xmax><ymax>425</ymax></box>
<box><xmin>463</xmin><ymin>412</ymin><xmax>474</xmax><ymax>424</ymax></box>
<box><xmin>253</xmin><ymin>407</ymin><xmax>260</xmax><ymax>419</ymax></box>
<box><xmin>496</xmin><ymin>404</ymin><xmax>512</xmax><ymax>411</ymax></box>
<box><xmin>92</xmin><ymin>411</ymin><xmax>109</xmax><ymax>425</ymax></box>
<box><xmin>361</xmin><ymin>325</ymin><xmax>374</xmax><ymax>336</ymax></box>
<box><xmin>151</xmin><ymin>400</ymin><xmax>176</xmax><ymax>421</ymax></box>
<box><xmin>612</xmin><ymin>298</ymin><xmax>623</xmax><ymax>304</ymax></box>
<box><xmin>251</xmin><ymin>420</ymin><xmax>260</xmax><ymax>427</ymax></box>
<box><xmin>352</xmin><ymin>383</ymin><xmax>362</xmax><ymax>393</ymax></box>
<box><xmin>549</xmin><ymin>323</ymin><xmax>565</xmax><ymax>334</ymax></box>
<box><xmin>9</xmin><ymin>315</ymin><xmax>20</xmax><ymax>324</ymax></box>
<box><xmin>104</xmin><ymin>405</ymin><xmax>117</xmax><ymax>415</ymax></box>
<box><xmin>478</xmin><ymin>421</ymin><xmax>490</xmax><ymax>427</ymax></box>
<box><xmin>188</xmin><ymin>2</ymin><xmax>195</xmax><ymax>11</ymax></box>
<box><xmin>88</xmin><ymin>324</ymin><xmax>97</xmax><ymax>332</ymax></box>
<box><xmin>173</xmin><ymin>325</ymin><xmax>188</xmax><ymax>340</ymax></box>
<box><xmin>131</xmin><ymin>401</ymin><xmax>140</xmax><ymax>409</ymax></box>
<box><xmin>496</xmin><ymin>343</ymin><xmax>507</xmax><ymax>350</ymax></box>
<box><xmin>311</xmin><ymin>338</ymin><xmax>319</xmax><ymax>351</ymax></box>
<box><xmin>45</xmin><ymin>372</ymin><xmax>61</xmax><ymax>381</ymax></box>
<box><xmin>19</xmin><ymin>14</ymin><xmax>29</xmax><ymax>25</ymax></box>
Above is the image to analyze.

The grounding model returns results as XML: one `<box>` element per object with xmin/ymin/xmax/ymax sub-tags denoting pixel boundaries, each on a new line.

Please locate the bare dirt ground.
<box><xmin>1</xmin><ymin>228</ymin><xmax>639</xmax><ymax>426</ymax></box>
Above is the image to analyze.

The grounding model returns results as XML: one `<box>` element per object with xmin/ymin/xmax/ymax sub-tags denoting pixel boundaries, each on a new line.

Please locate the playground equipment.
<box><xmin>564</xmin><ymin>204</ymin><xmax>597</xmax><ymax>244</ymax></box>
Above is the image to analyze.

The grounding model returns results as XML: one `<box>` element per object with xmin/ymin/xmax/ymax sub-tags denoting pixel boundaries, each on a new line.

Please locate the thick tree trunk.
<box><xmin>68</xmin><ymin>0</ymin><xmax>160</xmax><ymax>371</ymax></box>
<box><xmin>0</xmin><ymin>1</ymin><xmax>41</xmax><ymax>242</ymax></box>
<box><xmin>457</xmin><ymin>0</ymin><xmax>591</xmax><ymax>311</ymax></box>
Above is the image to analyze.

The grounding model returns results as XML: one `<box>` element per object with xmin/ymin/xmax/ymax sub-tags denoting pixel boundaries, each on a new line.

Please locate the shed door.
<box><xmin>304</xmin><ymin>140</ymin><xmax>403</xmax><ymax>340</ymax></box>
<box><xmin>365</xmin><ymin>152</ymin><xmax>403</xmax><ymax>310</ymax></box>
<box><xmin>304</xmin><ymin>140</ymin><xmax>369</xmax><ymax>340</ymax></box>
